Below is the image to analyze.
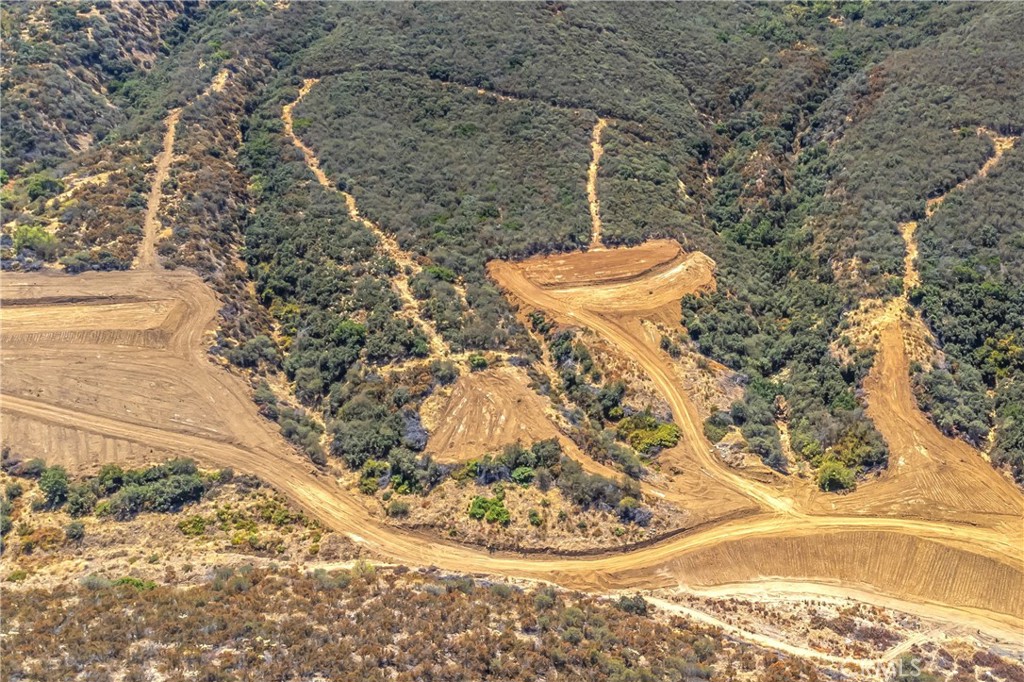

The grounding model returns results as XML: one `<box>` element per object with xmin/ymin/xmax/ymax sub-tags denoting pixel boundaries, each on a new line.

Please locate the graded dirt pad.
<box><xmin>517</xmin><ymin>238</ymin><xmax>682</xmax><ymax>287</ymax></box>
<box><xmin>489</xmin><ymin>243</ymin><xmax>781</xmax><ymax>514</ymax></box>
<box><xmin>421</xmin><ymin>365</ymin><xmax>608</xmax><ymax>469</ymax></box>
<box><xmin>0</xmin><ymin>269</ymin><xmax>284</xmax><ymax>472</ymax></box>
<box><xmin>421</xmin><ymin>366</ymin><xmax>560</xmax><ymax>460</ymax></box>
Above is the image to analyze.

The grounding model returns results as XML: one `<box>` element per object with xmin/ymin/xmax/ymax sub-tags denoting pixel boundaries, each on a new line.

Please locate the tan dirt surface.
<box><xmin>135</xmin><ymin>108</ymin><xmax>180</xmax><ymax>269</ymax></box>
<box><xmin>815</xmin><ymin>126</ymin><xmax>1023</xmax><ymax>531</ymax></box>
<box><xmin>423</xmin><ymin>366</ymin><xmax>577</xmax><ymax>461</ymax></box>
<box><xmin>587</xmin><ymin>118</ymin><xmax>608</xmax><ymax>248</ymax></box>
<box><xmin>518</xmin><ymin>238</ymin><xmax>682</xmax><ymax>287</ymax></box>
<box><xmin>900</xmin><ymin>220</ymin><xmax>920</xmax><ymax>289</ymax></box>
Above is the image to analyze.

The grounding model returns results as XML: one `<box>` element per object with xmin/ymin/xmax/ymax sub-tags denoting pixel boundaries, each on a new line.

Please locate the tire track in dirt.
<box><xmin>283</xmin><ymin>79</ymin><xmax>449</xmax><ymax>360</ymax></box>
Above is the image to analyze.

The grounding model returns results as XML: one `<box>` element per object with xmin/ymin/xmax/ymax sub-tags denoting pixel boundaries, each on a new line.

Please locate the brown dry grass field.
<box><xmin>1</xmin><ymin>83</ymin><xmax>1021</xmax><ymax>658</ymax></box>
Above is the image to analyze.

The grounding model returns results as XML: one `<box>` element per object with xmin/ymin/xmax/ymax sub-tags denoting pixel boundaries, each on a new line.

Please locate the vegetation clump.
<box><xmin>467</xmin><ymin>492</ymin><xmax>510</xmax><ymax>526</ymax></box>
<box><xmin>616</xmin><ymin>412</ymin><xmax>681</xmax><ymax>455</ymax></box>
<box><xmin>3</xmin><ymin>458</ymin><xmax>214</xmax><ymax>523</ymax></box>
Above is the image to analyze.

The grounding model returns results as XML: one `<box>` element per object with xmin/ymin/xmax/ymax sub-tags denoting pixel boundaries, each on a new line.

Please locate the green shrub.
<box><xmin>11</xmin><ymin>225</ymin><xmax>58</xmax><ymax>260</ymax></box>
<box><xmin>5</xmin><ymin>481</ymin><xmax>24</xmax><ymax>500</ymax></box>
<box><xmin>17</xmin><ymin>459</ymin><xmax>46</xmax><ymax>478</ymax></box>
<box><xmin>430</xmin><ymin>360</ymin><xmax>460</xmax><ymax>385</ymax></box>
<box><xmin>65</xmin><ymin>521</ymin><xmax>85</xmax><ymax>542</ymax></box>
<box><xmin>617</xmin><ymin>413</ymin><xmax>681</xmax><ymax>454</ymax></box>
<box><xmin>80</xmin><ymin>574</ymin><xmax>112</xmax><ymax>590</ymax></box>
<box><xmin>467</xmin><ymin>495</ymin><xmax>510</xmax><ymax>525</ymax></box>
<box><xmin>387</xmin><ymin>500</ymin><xmax>410</xmax><ymax>518</ymax></box>
<box><xmin>703</xmin><ymin>411</ymin><xmax>733</xmax><ymax>444</ymax></box>
<box><xmin>114</xmin><ymin>576</ymin><xmax>156</xmax><ymax>591</ymax></box>
<box><xmin>467</xmin><ymin>495</ymin><xmax>490</xmax><ymax>520</ymax></box>
<box><xmin>485</xmin><ymin>501</ymin><xmax>511</xmax><ymax>525</ymax></box>
<box><xmin>616</xmin><ymin>594</ymin><xmax>649</xmax><ymax>616</ymax></box>
<box><xmin>38</xmin><ymin>466</ymin><xmax>69</xmax><ymax>508</ymax></box>
<box><xmin>359</xmin><ymin>459</ymin><xmax>390</xmax><ymax>494</ymax></box>
<box><xmin>528</xmin><ymin>509</ymin><xmax>543</xmax><ymax>527</ymax></box>
<box><xmin>25</xmin><ymin>173</ymin><xmax>63</xmax><ymax>200</ymax></box>
<box><xmin>6</xmin><ymin>569</ymin><xmax>28</xmax><ymax>582</ymax></box>
<box><xmin>178</xmin><ymin>515</ymin><xmax>208</xmax><ymax>537</ymax></box>
<box><xmin>511</xmin><ymin>466</ymin><xmax>535</xmax><ymax>486</ymax></box>
<box><xmin>817</xmin><ymin>460</ymin><xmax>856</xmax><ymax>492</ymax></box>
<box><xmin>66</xmin><ymin>484</ymin><xmax>97</xmax><ymax>517</ymax></box>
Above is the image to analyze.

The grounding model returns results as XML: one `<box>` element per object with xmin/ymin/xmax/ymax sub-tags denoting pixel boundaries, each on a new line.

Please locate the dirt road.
<box><xmin>2</xmin><ymin>83</ymin><xmax>1022</xmax><ymax>650</ymax></box>
<box><xmin>135</xmin><ymin>108</ymin><xmax>181</xmax><ymax>269</ymax></box>
<box><xmin>2</xmin><ymin>259</ymin><xmax>1022</xmax><ymax>645</ymax></box>
<box><xmin>489</xmin><ymin>248</ymin><xmax>792</xmax><ymax>516</ymax></box>
<box><xmin>283</xmin><ymin>79</ymin><xmax>449</xmax><ymax>359</ymax></box>
<box><xmin>811</xmin><ymin>127</ymin><xmax>1024</xmax><ymax>529</ymax></box>
<box><xmin>587</xmin><ymin>118</ymin><xmax>608</xmax><ymax>248</ymax></box>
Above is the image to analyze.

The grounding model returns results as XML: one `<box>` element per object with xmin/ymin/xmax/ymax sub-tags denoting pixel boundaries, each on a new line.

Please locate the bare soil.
<box><xmin>1</xmin><ymin>86</ymin><xmax>1021</xmax><ymax>651</ymax></box>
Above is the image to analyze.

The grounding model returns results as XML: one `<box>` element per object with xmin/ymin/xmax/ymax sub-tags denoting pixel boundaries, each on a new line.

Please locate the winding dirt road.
<box><xmin>1</xmin><ymin>82</ymin><xmax>1022</xmax><ymax>653</ymax></box>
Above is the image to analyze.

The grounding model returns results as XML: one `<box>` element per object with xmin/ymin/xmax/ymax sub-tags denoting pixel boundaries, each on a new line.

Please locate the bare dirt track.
<box><xmin>2</xmin><ymin>82</ymin><xmax>1022</xmax><ymax>652</ymax></box>
<box><xmin>283</xmin><ymin>78</ymin><xmax>450</xmax><ymax>359</ymax></box>
<box><xmin>135</xmin><ymin>108</ymin><xmax>181</xmax><ymax>270</ymax></box>
<box><xmin>587</xmin><ymin>118</ymin><xmax>608</xmax><ymax>248</ymax></box>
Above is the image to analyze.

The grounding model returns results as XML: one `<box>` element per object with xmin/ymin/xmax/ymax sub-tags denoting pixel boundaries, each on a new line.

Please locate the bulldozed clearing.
<box><xmin>422</xmin><ymin>365</ymin><xmax>579</xmax><ymax>464</ymax></box>
<box><xmin>2</xmin><ymin>232</ymin><xmax>1022</xmax><ymax>651</ymax></box>
<box><xmin>1</xmin><ymin>79</ymin><xmax>1021</xmax><ymax>653</ymax></box>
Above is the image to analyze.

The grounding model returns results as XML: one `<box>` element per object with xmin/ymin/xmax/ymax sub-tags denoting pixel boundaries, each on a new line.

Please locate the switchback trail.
<box><xmin>283</xmin><ymin>79</ymin><xmax>449</xmax><ymax>359</ymax></box>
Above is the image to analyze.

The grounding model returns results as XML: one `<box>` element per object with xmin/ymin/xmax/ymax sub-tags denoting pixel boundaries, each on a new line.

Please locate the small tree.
<box><xmin>39</xmin><ymin>466</ymin><xmax>69</xmax><ymax>508</ymax></box>
<box><xmin>65</xmin><ymin>521</ymin><xmax>85</xmax><ymax>542</ymax></box>
<box><xmin>817</xmin><ymin>460</ymin><xmax>856</xmax><ymax>492</ymax></box>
